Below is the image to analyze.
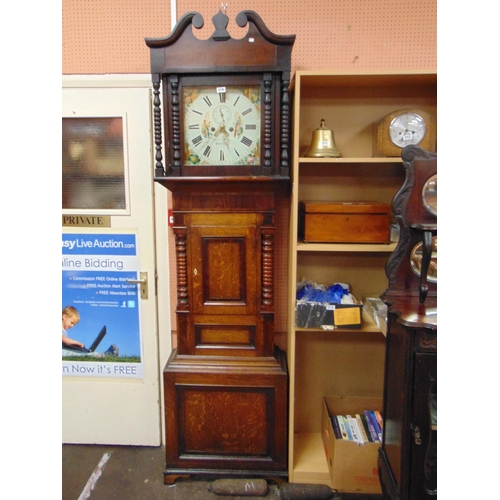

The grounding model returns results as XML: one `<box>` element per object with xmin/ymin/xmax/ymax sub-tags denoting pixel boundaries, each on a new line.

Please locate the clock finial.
<box><xmin>212</xmin><ymin>7</ymin><xmax>230</xmax><ymax>41</ymax></box>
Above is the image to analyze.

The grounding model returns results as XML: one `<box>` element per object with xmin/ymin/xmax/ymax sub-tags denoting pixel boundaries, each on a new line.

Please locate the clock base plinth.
<box><xmin>163</xmin><ymin>348</ymin><xmax>288</xmax><ymax>482</ymax></box>
<box><xmin>163</xmin><ymin>468</ymin><xmax>288</xmax><ymax>486</ymax></box>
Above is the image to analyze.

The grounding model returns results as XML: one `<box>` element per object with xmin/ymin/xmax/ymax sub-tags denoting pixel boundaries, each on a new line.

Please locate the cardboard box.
<box><xmin>295</xmin><ymin>301</ymin><xmax>362</xmax><ymax>328</ymax></box>
<box><xmin>322</xmin><ymin>396</ymin><xmax>383</xmax><ymax>494</ymax></box>
<box><xmin>300</xmin><ymin>201</ymin><xmax>391</xmax><ymax>244</ymax></box>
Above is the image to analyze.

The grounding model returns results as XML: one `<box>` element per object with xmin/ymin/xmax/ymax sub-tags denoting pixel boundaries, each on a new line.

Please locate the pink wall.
<box><xmin>63</xmin><ymin>0</ymin><xmax>436</xmax><ymax>74</ymax></box>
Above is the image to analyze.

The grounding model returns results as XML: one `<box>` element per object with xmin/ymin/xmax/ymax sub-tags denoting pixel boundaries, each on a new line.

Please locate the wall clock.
<box><xmin>374</xmin><ymin>109</ymin><xmax>436</xmax><ymax>157</ymax></box>
<box><xmin>383</xmin><ymin>145</ymin><xmax>437</xmax><ymax>303</ymax></box>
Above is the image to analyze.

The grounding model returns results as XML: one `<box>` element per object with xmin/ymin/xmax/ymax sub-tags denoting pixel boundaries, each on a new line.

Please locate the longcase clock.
<box><xmin>145</xmin><ymin>9</ymin><xmax>295</xmax><ymax>484</ymax></box>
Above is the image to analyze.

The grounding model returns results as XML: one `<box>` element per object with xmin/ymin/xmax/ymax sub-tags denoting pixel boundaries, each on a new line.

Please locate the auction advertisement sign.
<box><xmin>62</xmin><ymin>232</ymin><xmax>143</xmax><ymax>378</ymax></box>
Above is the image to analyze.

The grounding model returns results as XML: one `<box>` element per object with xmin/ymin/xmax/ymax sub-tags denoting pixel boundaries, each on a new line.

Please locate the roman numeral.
<box><xmin>203</xmin><ymin>96</ymin><xmax>212</xmax><ymax>106</ymax></box>
<box><xmin>234</xmin><ymin>149</ymin><xmax>240</xmax><ymax>157</ymax></box>
<box><xmin>188</xmin><ymin>124</ymin><xmax>200</xmax><ymax>129</ymax></box>
<box><xmin>219</xmin><ymin>93</ymin><xmax>226</xmax><ymax>103</ymax></box>
<box><xmin>203</xmin><ymin>145</ymin><xmax>212</xmax><ymax>157</ymax></box>
<box><xmin>232</xmin><ymin>96</ymin><xmax>240</xmax><ymax>106</ymax></box>
<box><xmin>192</xmin><ymin>109</ymin><xmax>203</xmax><ymax>115</ymax></box>
<box><xmin>242</xmin><ymin>108</ymin><xmax>252</xmax><ymax>116</ymax></box>
<box><xmin>192</xmin><ymin>135</ymin><xmax>203</xmax><ymax>146</ymax></box>
<box><xmin>241</xmin><ymin>136</ymin><xmax>253</xmax><ymax>147</ymax></box>
<box><xmin>245</xmin><ymin>124</ymin><xmax>256</xmax><ymax>130</ymax></box>
<box><xmin>219</xmin><ymin>150</ymin><xmax>225</xmax><ymax>161</ymax></box>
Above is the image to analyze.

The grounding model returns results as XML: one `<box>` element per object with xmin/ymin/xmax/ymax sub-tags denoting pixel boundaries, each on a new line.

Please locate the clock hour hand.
<box><xmin>214</xmin><ymin>124</ymin><xmax>229</xmax><ymax>138</ymax></box>
<box><xmin>399</xmin><ymin>129</ymin><xmax>415</xmax><ymax>143</ymax></box>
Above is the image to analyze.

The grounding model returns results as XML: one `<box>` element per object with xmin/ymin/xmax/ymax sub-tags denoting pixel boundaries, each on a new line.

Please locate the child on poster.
<box><xmin>62</xmin><ymin>306</ymin><xmax>118</xmax><ymax>358</ymax></box>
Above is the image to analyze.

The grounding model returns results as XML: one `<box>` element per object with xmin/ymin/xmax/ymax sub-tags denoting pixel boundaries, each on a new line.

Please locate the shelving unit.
<box><xmin>287</xmin><ymin>70</ymin><xmax>437</xmax><ymax>486</ymax></box>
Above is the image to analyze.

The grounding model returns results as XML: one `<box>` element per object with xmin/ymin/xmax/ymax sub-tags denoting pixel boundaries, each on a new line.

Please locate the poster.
<box><xmin>62</xmin><ymin>233</ymin><xmax>143</xmax><ymax>378</ymax></box>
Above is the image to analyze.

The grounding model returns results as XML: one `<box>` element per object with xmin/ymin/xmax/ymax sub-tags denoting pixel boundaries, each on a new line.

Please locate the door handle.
<box><xmin>126</xmin><ymin>272</ymin><xmax>148</xmax><ymax>299</ymax></box>
<box><xmin>126</xmin><ymin>277</ymin><xmax>147</xmax><ymax>284</ymax></box>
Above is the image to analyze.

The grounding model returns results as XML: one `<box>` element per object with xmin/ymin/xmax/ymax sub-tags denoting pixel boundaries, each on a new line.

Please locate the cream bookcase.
<box><xmin>287</xmin><ymin>70</ymin><xmax>437</xmax><ymax>485</ymax></box>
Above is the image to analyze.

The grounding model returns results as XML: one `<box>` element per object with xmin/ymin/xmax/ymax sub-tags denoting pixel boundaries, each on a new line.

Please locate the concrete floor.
<box><xmin>62</xmin><ymin>444</ymin><xmax>383</xmax><ymax>500</ymax></box>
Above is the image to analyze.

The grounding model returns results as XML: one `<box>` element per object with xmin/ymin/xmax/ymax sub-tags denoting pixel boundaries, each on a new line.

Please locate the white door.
<box><xmin>62</xmin><ymin>79</ymin><xmax>166</xmax><ymax>445</ymax></box>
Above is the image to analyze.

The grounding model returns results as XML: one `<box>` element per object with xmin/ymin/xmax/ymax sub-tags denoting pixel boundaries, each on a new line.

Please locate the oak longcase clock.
<box><xmin>145</xmin><ymin>9</ymin><xmax>295</xmax><ymax>484</ymax></box>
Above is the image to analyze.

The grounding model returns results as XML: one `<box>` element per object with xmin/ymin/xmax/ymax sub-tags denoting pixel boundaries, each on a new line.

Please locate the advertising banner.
<box><xmin>62</xmin><ymin>233</ymin><xmax>143</xmax><ymax>378</ymax></box>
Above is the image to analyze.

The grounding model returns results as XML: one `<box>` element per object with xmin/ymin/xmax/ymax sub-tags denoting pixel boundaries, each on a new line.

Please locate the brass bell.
<box><xmin>304</xmin><ymin>119</ymin><xmax>342</xmax><ymax>158</ymax></box>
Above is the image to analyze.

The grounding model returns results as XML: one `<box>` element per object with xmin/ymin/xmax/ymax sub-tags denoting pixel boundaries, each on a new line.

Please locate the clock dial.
<box><xmin>389</xmin><ymin>112</ymin><xmax>427</xmax><ymax>147</ymax></box>
<box><xmin>422</xmin><ymin>174</ymin><xmax>437</xmax><ymax>216</ymax></box>
<box><xmin>410</xmin><ymin>235</ymin><xmax>437</xmax><ymax>283</ymax></box>
<box><xmin>183</xmin><ymin>85</ymin><xmax>261</xmax><ymax>166</ymax></box>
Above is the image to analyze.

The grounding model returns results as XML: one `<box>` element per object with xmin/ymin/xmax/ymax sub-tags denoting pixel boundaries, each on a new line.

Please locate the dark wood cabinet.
<box><xmin>378</xmin><ymin>146</ymin><xmax>437</xmax><ymax>499</ymax></box>
<box><xmin>145</xmin><ymin>9</ymin><xmax>295</xmax><ymax>484</ymax></box>
<box><xmin>378</xmin><ymin>298</ymin><xmax>437</xmax><ymax>500</ymax></box>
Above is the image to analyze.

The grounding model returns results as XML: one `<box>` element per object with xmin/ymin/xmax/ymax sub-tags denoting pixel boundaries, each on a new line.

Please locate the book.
<box><xmin>375</xmin><ymin>410</ymin><xmax>383</xmax><ymax>430</ymax></box>
<box><xmin>369</xmin><ymin>410</ymin><xmax>383</xmax><ymax>442</ymax></box>
<box><xmin>342</xmin><ymin>416</ymin><xmax>353</xmax><ymax>441</ymax></box>
<box><xmin>346</xmin><ymin>415</ymin><xmax>362</xmax><ymax>444</ymax></box>
<box><xmin>360</xmin><ymin>414</ymin><xmax>374</xmax><ymax>442</ymax></box>
<box><xmin>336</xmin><ymin>415</ymin><xmax>349</xmax><ymax>440</ymax></box>
<box><xmin>330</xmin><ymin>415</ymin><xmax>342</xmax><ymax>439</ymax></box>
<box><xmin>364</xmin><ymin>410</ymin><xmax>380</xmax><ymax>442</ymax></box>
<box><xmin>355</xmin><ymin>414</ymin><xmax>369</xmax><ymax>443</ymax></box>
<box><xmin>351</xmin><ymin>415</ymin><xmax>365</xmax><ymax>445</ymax></box>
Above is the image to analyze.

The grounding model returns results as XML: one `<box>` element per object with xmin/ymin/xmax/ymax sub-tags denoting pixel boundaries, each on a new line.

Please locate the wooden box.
<box><xmin>301</xmin><ymin>202</ymin><xmax>391</xmax><ymax>243</ymax></box>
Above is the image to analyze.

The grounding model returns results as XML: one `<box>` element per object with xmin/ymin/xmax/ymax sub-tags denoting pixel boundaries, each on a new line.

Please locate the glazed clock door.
<box><xmin>410</xmin><ymin>349</ymin><xmax>437</xmax><ymax>499</ymax></box>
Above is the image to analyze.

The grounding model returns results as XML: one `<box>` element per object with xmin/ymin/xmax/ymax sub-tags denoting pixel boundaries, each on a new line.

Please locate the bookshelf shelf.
<box><xmin>292</xmin><ymin>433</ymin><xmax>331</xmax><ymax>485</ymax></box>
<box><xmin>287</xmin><ymin>70</ymin><xmax>437</xmax><ymax>487</ymax></box>
<box><xmin>297</xmin><ymin>241</ymin><xmax>397</xmax><ymax>253</ymax></box>
<box><xmin>299</xmin><ymin>157</ymin><xmax>403</xmax><ymax>164</ymax></box>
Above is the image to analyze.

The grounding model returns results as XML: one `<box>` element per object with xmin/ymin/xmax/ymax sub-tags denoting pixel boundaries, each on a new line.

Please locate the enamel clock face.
<box><xmin>422</xmin><ymin>174</ymin><xmax>437</xmax><ymax>216</ymax></box>
<box><xmin>183</xmin><ymin>85</ymin><xmax>261</xmax><ymax>166</ymax></box>
<box><xmin>389</xmin><ymin>112</ymin><xmax>427</xmax><ymax>148</ymax></box>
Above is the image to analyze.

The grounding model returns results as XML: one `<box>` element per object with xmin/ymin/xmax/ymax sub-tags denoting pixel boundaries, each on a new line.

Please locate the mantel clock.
<box><xmin>374</xmin><ymin>110</ymin><xmax>437</xmax><ymax>157</ymax></box>
<box><xmin>145</xmin><ymin>9</ymin><xmax>295</xmax><ymax>484</ymax></box>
